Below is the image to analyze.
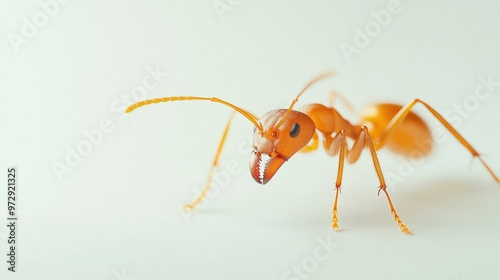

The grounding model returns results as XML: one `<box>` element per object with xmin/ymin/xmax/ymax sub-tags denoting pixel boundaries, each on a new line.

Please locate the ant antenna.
<box><xmin>125</xmin><ymin>96</ymin><xmax>263</xmax><ymax>131</ymax></box>
<box><xmin>273</xmin><ymin>71</ymin><xmax>335</xmax><ymax>130</ymax></box>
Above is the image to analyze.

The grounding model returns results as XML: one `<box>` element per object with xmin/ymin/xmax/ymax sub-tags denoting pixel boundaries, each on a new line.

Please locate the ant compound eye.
<box><xmin>289</xmin><ymin>123</ymin><xmax>300</xmax><ymax>138</ymax></box>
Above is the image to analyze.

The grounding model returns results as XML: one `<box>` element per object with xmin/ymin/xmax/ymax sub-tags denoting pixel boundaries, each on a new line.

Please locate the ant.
<box><xmin>125</xmin><ymin>72</ymin><xmax>499</xmax><ymax>234</ymax></box>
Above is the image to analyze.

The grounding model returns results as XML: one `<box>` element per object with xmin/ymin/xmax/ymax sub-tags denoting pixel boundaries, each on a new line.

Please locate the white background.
<box><xmin>1</xmin><ymin>0</ymin><xmax>500</xmax><ymax>279</ymax></box>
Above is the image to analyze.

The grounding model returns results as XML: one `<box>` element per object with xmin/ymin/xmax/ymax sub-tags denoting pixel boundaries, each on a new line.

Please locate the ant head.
<box><xmin>125</xmin><ymin>72</ymin><xmax>333</xmax><ymax>185</ymax></box>
<box><xmin>247</xmin><ymin>71</ymin><xmax>333</xmax><ymax>185</ymax></box>
<box><xmin>249</xmin><ymin>109</ymin><xmax>315</xmax><ymax>184</ymax></box>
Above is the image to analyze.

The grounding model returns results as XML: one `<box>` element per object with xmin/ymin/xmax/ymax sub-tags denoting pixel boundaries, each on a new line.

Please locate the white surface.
<box><xmin>1</xmin><ymin>1</ymin><xmax>500</xmax><ymax>279</ymax></box>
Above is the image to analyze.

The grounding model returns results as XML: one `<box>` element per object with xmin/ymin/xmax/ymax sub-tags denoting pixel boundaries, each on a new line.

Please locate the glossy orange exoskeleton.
<box><xmin>125</xmin><ymin>72</ymin><xmax>499</xmax><ymax>234</ymax></box>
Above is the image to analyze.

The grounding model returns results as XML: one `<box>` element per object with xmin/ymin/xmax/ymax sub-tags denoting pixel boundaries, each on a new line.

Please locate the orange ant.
<box><xmin>125</xmin><ymin>72</ymin><xmax>499</xmax><ymax>234</ymax></box>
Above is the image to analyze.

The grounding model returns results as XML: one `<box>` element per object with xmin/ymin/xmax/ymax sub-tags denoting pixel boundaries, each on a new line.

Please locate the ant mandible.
<box><xmin>125</xmin><ymin>72</ymin><xmax>499</xmax><ymax>234</ymax></box>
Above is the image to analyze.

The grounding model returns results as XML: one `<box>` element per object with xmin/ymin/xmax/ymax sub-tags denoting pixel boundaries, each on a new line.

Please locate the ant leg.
<box><xmin>329</xmin><ymin>90</ymin><xmax>357</xmax><ymax>116</ymax></box>
<box><xmin>324</xmin><ymin>131</ymin><xmax>348</xmax><ymax>230</ymax></box>
<box><xmin>342</xmin><ymin>126</ymin><xmax>411</xmax><ymax>234</ymax></box>
<box><xmin>360</xmin><ymin>126</ymin><xmax>411</xmax><ymax>234</ymax></box>
<box><xmin>333</xmin><ymin>133</ymin><xmax>347</xmax><ymax>230</ymax></box>
<box><xmin>299</xmin><ymin>131</ymin><xmax>319</xmax><ymax>153</ymax></box>
<box><xmin>182</xmin><ymin>111</ymin><xmax>236</xmax><ymax>212</ymax></box>
<box><xmin>375</xmin><ymin>99</ymin><xmax>499</xmax><ymax>183</ymax></box>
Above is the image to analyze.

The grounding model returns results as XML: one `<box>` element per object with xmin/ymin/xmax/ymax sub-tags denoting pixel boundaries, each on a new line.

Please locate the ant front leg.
<box><xmin>321</xmin><ymin>130</ymin><xmax>349</xmax><ymax>230</ymax></box>
<box><xmin>324</xmin><ymin>126</ymin><xmax>411</xmax><ymax>234</ymax></box>
<box><xmin>327</xmin><ymin>131</ymin><xmax>347</xmax><ymax>230</ymax></box>
<box><xmin>357</xmin><ymin>126</ymin><xmax>411</xmax><ymax>234</ymax></box>
<box><xmin>182</xmin><ymin>111</ymin><xmax>236</xmax><ymax>212</ymax></box>
<box><xmin>299</xmin><ymin>128</ymin><xmax>347</xmax><ymax>230</ymax></box>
